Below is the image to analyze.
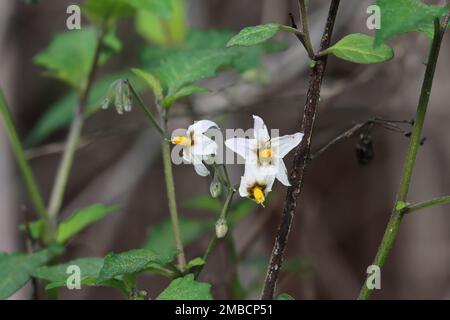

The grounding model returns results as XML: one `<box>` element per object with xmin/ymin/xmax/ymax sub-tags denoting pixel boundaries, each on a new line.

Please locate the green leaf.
<box><xmin>34</xmin><ymin>27</ymin><xmax>121</xmax><ymax>91</ymax></box>
<box><xmin>276</xmin><ymin>293</ymin><xmax>295</xmax><ymax>300</ymax></box>
<box><xmin>144</xmin><ymin>217</ymin><xmax>212</xmax><ymax>256</ymax></box>
<box><xmin>128</xmin><ymin>0</ymin><xmax>172</xmax><ymax>17</ymax></box>
<box><xmin>84</xmin><ymin>0</ymin><xmax>135</xmax><ymax>24</ymax></box>
<box><xmin>31</xmin><ymin>257</ymin><xmax>104</xmax><ymax>289</ymax></box>
<box><xmin>324</xmin><ymin>34</ymin><xmax>394</xmax><ymax>64</ymax></box>
<box><xmin>184</xmin><ymin>195</ymin><xmax>222</xmax><ymax>213</ymax></box>
<box><xmin>184</xmin><ymin>257</ymin><xmax>206</xmax><ymax>272</ymax></box>
<box><xmin>135</xmin><ymin>0</ymin><xmax>186</xmax><ymax>46</ymax></box>
<box><xmin>157</xmin><ymin>274</ymin><xmax>213</xmax><ymax>300</ymax></box>
<box><xmin>131</xmin><ymin>68</ymin><xmax>163</xmax><ymax>100</ymax></box>
<box><xmin>416</xmin><ymin>20</ymin><xmax>450</xmax><ymax>39</ymax></box>
<box><xmin>0</xmin><ymin>246</ymin><xmax>62</xmax><ymax>299</ymax></box>
<box><xmin>19</xmin><ymin>220</ymin><xmax>44</xmax><ymax>240</ymax></box>
<box><xmin>96</xmin><ymin>249</ymin><xmax>176</xmax><ymax>284</ymax></box>
<box><xmin>161</xmin><ymin>86</ymin><xmax>209</xmax><ymax>108</ymax></box>
<box><xmin>56</xmin><ymin>204</ymin><xmax>119</xmax><ymax>244</ymax></box>
<box><xmin>226</xmin><ymin>24</ymin><xmax>281</xmax><ymax>47</ymax></box>
<box><xmin>374</xmin><ymin>0</ymin><xmax>449</xmax><ymax>47</ymax></box>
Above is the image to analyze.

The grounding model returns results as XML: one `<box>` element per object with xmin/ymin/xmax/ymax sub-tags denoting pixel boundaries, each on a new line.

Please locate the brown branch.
<box><xmin>260</xmin><ymin>0</ymin><xmax>341</xmax><ymax>300</ymax></box>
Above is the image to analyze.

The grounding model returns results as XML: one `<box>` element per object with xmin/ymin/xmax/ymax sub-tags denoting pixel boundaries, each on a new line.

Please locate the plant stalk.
<box><xmin>358</xmin><ymin>17</ymin><xmax>448</xmax><ymax>300</ymax></box>
<box><xmin>405</xmin><ymin>196</ymin><xmax>450</xmax><ymax>214</ymax></box>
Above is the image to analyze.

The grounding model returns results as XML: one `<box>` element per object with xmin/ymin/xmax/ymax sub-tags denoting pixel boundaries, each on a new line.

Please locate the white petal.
<box><xmin>191</xmin><ymin>156</ymin><xmax>210</xmax><ymax>176</ymax></box>
<box><xmin>275</xmin><ymin>160</ymin><xmax>291</xmax><ymax>186</ymax></box>
<box><xmin>271</xmin><ymin>132</ymin><xmax>304</xmax><ymax>158</ymax></box>
<box><xmin>188</xmin><ymin>120</ymin><xmax>218</xmax><ymax>134</ymax></box>
<box><xmin>253</xmin><ymin>115</ymin><xmax>270</xmax><ymax>146</ymax></box>
<box><xmin>239</xmin><ymin>175</ymin><xmax>250</xmax><ymax>197</ymax></box>
<box><xmin>182</xmin><ymin>147</ymin><xmax>192</xmax><ymax>163</ymax></box>
<box><xmin>191</xmin><ymin>134</ymin><xmax>217</xmax><ymax>156</ymax></box>
<box><xmin>225</xmin><ymin>138</ymin><xmax>257</xmax><ymax>162</ymax></box>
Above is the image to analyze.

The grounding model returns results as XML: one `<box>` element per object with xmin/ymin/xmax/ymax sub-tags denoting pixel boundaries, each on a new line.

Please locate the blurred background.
<box><xmin>1</xmin><ymin>0</ymin><xmax>450</xmax><ymax>299</ymax></box>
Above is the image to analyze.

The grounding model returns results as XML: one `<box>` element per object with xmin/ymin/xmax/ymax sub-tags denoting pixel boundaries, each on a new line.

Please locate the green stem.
<box><xmin>161</xmin><ymin>136</ymin><xmax>186</xmax><ymax>269</ymax></box>
<box><xmin>405</xmin><ymin>196</ymin><xmax>450</xmax><ymax>214</ymax></box>
<box><xmin>127</xmin><ymin>80</ymin><xmax>164</xmax><ymax>135</ymax></box>
<box><xmin>298</xmin><ymin>0</ymin><xmax>315</xmax><ymax>58</ymax></box>
<box><xmin>0</xmin><ymin>89</ymin><xmax>53</xmax><ymax>242</ymax></box>
<box><xmin>358</xmin><ymin>18</ymin><xmax>447</xmax><ymax>300</ymax></box>
<box><xmin>47</xmin><ymin>28</ymin><xmax>105</xmax><ymax>220</ymax></box>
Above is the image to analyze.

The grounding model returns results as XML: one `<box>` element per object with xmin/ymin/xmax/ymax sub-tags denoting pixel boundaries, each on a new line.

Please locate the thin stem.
<box><xmin>405</xmin><ymin>196</ymin><xmax>450</xmax><ymax>214</ymax></box>
<box><xmin>127</xmin><ymin>80</ymin><xmax>164</xmax><ymax>135</ymax></box>
<box><xmin>47</xmin><ymin>28</ymin><xmax>106</xmax><ymax>220</ymax></box>
<box><xmin>161</xmin><ymin>136</ymin><xmax>186</xmax><ymax>269</ymax></box>
<box><xmin>298</xmin><ymin>0</ymin><xmax>315</xmax><ymax>58</ymax></box>
<box><xmin>358</xmin><ymin>17</ymin><xmax>448</xmax><ymax>300</ymax></box>
<box><xmin>194</xmin><ymin>188</ymin><xmax>236</xmax><ymax>279</ymax></box>
<box><xmin>261</xmin><ymin>0</ymin><xmax>341</xmax><ymax>300</ymax></box>
<box><xmin>0</xmin><ymin>89</ymin><xmax>54</xmax><ymax>242</ymax></box>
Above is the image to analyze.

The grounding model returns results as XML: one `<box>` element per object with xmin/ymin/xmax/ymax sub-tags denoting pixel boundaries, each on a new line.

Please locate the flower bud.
<box><xmin>209</xmin><ymin>179</ymin><xmax>222</xmax><ymax>198</ymax></box>
<box><xmin>215</xmin><ymin>218</ymin><xmax>228</xmax><ymax>239</ymax></box>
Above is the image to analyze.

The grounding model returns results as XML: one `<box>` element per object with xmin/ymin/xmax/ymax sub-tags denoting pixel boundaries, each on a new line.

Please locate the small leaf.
<box><xmin>276</xmin><ymin>293</ymin><xmax>295</xmax><ymax>300</ymax></box>
<box><xmin>84</xmin><ymin>0</ymin><xmax>135</xmax><ymax>24</ymax></box>
<box><xmin>324</xmin><ymin>34</ymin><xmax>394</xmax><ymax>64</ymax></box>
<box><xmin>56</xmin><ymin>204</ymin><xmax>119</xmax><ymax>244</ymax></box>
<box><xmin>131</xmin><ymin>68</ymin><xmax>163</xmax><ymax>100</ymax></box>
<box><xmin>19</xmin><ymin>220</ymin><xmax>44</xmax><ymax>240</ymax></box>
<box><xmin>144</xmin><ymin>217</ymin><xmax>212</xmax><ymax>256</ymax></box>
<box><xmin>34</xmin><ymin>27</ymin><xmax>122</xmax><ymax>91</ymax></box>
<box><xmin>161</xmin><ymin>86</ymin><xmax>209</xmax><ymax>108</ymax></box>
<box><xmin>96</xmin><ymin>249</ymin><xmax>176</xmax><ymax>284</ymax></box>
<box><xmin>0</xmin><ymin>246</ymin><xmax>63</xmax><ymax>299</ymax></box>
<box><xmin>416</xmin><ymin>20</ymin><xmax>450</xmax><ymax>39</ymax></box>
<box><xmin>157</xmin><ymin>274</ymin><xmax>213</xmax><ymax>300</ymax></box>
<box><xmin>184</xmin><ymin>257</ymin><xmax>205</xmax><ymax>272</ymax></box>
<box><xmin>374</xmin><ymin>0</ymin><xmax>449</xmax><ymax>47</ymax></box>
<box><xmin>226</xmin><ymin>24</ymin><xmax>281</xmax><ymax>47</ymax></box>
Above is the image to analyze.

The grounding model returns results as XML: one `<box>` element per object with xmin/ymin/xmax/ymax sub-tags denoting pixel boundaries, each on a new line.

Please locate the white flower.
<box><xmin>225</xmin><ymin>115</ymin><xmax>303</xmax><ymax>186</ymax></box>
<box><xmin>239</xmin><ymin>165</ymin><xmax>276</xmax><ymax>206</ymax></box>
<box><xmin>171</xmin><ymin>120</ymin><xmax>218</xmax><ymax>176</ymax></box>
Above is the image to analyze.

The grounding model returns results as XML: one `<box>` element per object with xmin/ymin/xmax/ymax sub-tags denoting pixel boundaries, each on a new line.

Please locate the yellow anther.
<box><xmin>252</xmin><ymin>186</ymin><xmax>265</xmax><ymax>205</ymax></box>
<box><xmin>260</xmin><ymin>148</ymin><xmax>272</xmax><ymax>159</ymax></box>
<box><xmin>171</xmin><ymin>136</ymin><xmax>191</xmax><ymax>146</ymax></box>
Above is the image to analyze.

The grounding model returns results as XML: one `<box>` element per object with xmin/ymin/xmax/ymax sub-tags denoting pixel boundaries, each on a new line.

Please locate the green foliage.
<box><xmin>184</xmin><ymin>257</ymin><xmax>206</xmax><ymax>273</ymax></box>
<box><xmin>31</xmin><ymin>257</ymin><xmax>105</xmax><ymax>289</ymax></box>
<box><xmin>144</xmin><ymin>217</ymin><xmax>211</xmax><ymax>256</ymax></box>
<box><xmin>161</xmin><ymin>86</ymin><xmax>209</xmax><ymax>108</ymax></box>
<box><xmin>276</xmin><ymin>293</ymin><xmax>295</xmax><ymax>300</ymax></box>
<box><xmin>374</xmin><ymin>0</ymin><xmax>449</xmax><ymax>46</ymax></box>
<box><xmin>157</xmin><ymin>274</ymin><xmax>213</xmax><ymax>300</ymax></box>
<box><xmin>324</xmin><ymin>34</ymin><xmax>394</xmax><ymax>64</ymax></box>
<box><xmin>56</xmin><ymin>204</ymin><xmax>119</xmax><ymax>244</ymax></box>
<box><xmin>226</xmin><ymin>24</ymin><xmax>281</xmax><ymax>47</ymax></box>
<box><xmin>128</xmin><ymin>0</ymin><xmax>173</xmax><ymax>16</ymax></box>
<box><xmin>96</xmin><ymin>249</ymin><xmax>176</xmax><ymax>284</ymax></box>
<box><xmin>0</xmin><ymin>246</ymin><xmax>62</xmax><ymax>299</ymax></box>
<box><xmin>34</xmin><ymin>27</ymin><xmax>121</xmax><ymax>91</ymax></box>
<box><xmin>131</xmin><ymin>68</ymin><xmax>163</xmax><ymax>100</ymax></box>
<box><xmin>135</xmin><ymin>0</ymin><xmax>186</xmax><ymax>46</ymax></box>
<box><xmin>417</xmin><ymin>20</ymin><xmax>450</xmax><ymax>39</ymax></box>
<box><xmin>84</xmin><ymin>0</ymin><xmax>135</xmax><ymax>25</ymax></box>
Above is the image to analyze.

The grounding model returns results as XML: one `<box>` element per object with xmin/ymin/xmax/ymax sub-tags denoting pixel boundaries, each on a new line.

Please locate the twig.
<box><xmin>261</xmin><ymin>0</ymin><xmax>341</xmax><ymax>300</ymax></box>
<box><xmin>404</xmin><ymin>196</ymin><xmax>450</xmax><ymax>214</ymax></box>
<box><xmin>298</xmin><ymin>0</ymin><xmax>315</xmax><ymax>58</ymax></box>
<box><xmin>358</xmin><ymin>16</ymin><xmax>449</xmax><ymax>300</ymax></box>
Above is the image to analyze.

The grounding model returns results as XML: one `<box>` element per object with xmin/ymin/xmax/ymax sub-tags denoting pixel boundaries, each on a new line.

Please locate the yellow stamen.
<box><xmin>252</xmin><ymin>186</ymin><xmax>265</xmax><ymax>205</ymax></box>
<box><xmin>171</xmin><ymin>136</ymin><xmax>191</xmax><ymax>146</ymax></box>
<box><xmin>260</xmin><ymin>148</ymin><xmax>272</xmax><ymax>159</ymax></box>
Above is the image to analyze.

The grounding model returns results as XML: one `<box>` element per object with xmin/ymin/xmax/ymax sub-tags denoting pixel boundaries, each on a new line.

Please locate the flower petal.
<box><xmin>275</xmin><ymin>160</ymin><xmax>291</xmax><ymax>186</ymax></box>
<box><xmin>191</xmin><ymin>155</ymin><xmax>210</xmax><ymax>176</ymax></box>
<box><xmin>253</xmin><ymin>115</ymin><xmax>270</xmax><ymax>146</ymax></box>
<box><xmin>271</xmin><ymin>132</ymin><xmax>304</xmax><ymax>158</ymax></box>
<box><xmin>188</xmin><ymin>120</ymin><xmax>218</xmax><ymax>134</ymax></box>
<box><xmin>191</xmin><ymin>134</ymin><xmax>217</xmax><ymax>156</ymax></box>
<box><xmin>225</xmin><ymin>138</ymin><xmax>257</xmax><ymax>161</ymax></box>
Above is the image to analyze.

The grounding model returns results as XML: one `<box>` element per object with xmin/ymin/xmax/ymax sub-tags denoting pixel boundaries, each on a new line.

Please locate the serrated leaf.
<box><xmin>374</xmin><ymin>0</ymin><xmax>449</xmax><ymax>47</ymax></box>
<box><xmin>226</xmin><ymin>24</ymin><xmax>281</xmax><ymax>47</ymax></box>
<box><xmin>56</xmin><ymin>204</ymin><xmax>119</xmax><ymax>244</ymax></box>
<box><xmin>144</xmin><ymin>217</ymin><xmax>212</xmax><ymax>256</ymax></box>
<box><xmin>157</xmin><ymin>274</ymin><xmax>213</xmax><ymax>300</ymax></box>
<box><xmin>34</xmin><ymin>27</ymin><xmax>121</xmax><ymax>91</ymax></box>
<box><xmin>135</xmin><ymin>0</ymin><xmax>186</xmax><ymax>46</ymax></box>
<box><xmin>84</xmin><ymin>0</ymin><xmax>135</xmax><ymax>24</ymax></box>
<box><xmin>161</xmin><ymin>86</ymin><xmax>209</xmax><ymax>108</ymax></box>
<box><xmin>0</xmin><ymin>246</ymin><xmax>62</xmax><ymax>299</ymax></box>
<box><xmin>276</xmin><ymin>293</ymin><xmax>295</xmax><ymax>300</ymax></box>
<box><xmin>131</xmin><ymin>68</ymin><xmax>163</xmax><ymax>100</ymax></box>
<box><xmin>96</xmin><ymin>249</ymin><xmax>176</xmax><ymax>284</ymax></box>
<box><xmin>324</xmin><ymin>34</ymin><xmax>394</xmax><ymax>64</ymax></box>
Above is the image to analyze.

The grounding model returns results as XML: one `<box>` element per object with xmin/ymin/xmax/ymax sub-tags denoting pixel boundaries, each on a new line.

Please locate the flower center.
<box><xmin>171</xmin><ymin>136</ymin><xmax>191</xmax><ymax>146</ymax></box>
<box><xmin>260</xmin><ymin>148</ymin><xmax>271</xmax><ymax>159</ymax></box>
<box><xmin>252</xmin><ymin>186</ymin><xmax>265</xmax><ymax>205</ymax></box>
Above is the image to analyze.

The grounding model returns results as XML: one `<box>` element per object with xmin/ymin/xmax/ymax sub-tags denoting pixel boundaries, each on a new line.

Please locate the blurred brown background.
<box><xmin>1</xmin><ymin>0</ymin><xmax>450</xmax><ymax>299</ymax></box>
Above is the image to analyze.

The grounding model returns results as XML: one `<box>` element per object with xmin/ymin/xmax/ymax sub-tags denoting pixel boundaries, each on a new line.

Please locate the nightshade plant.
<box><xmin>0</xmin><ymin>0</ymin><xmax>450</xmax><ymax>300</ymax></box>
